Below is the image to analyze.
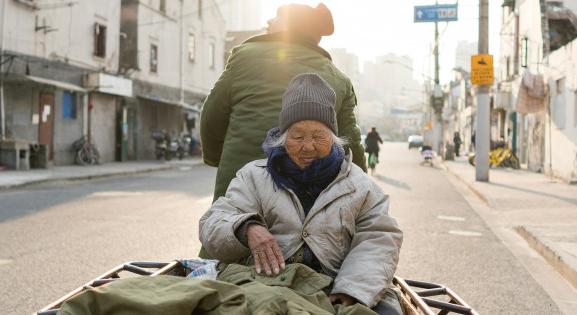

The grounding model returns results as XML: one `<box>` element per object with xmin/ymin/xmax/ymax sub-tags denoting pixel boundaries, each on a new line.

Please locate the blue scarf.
<box><xmin>264</xmin><ymin>134</ymin><xmax>344</xmax><ymax>214</ymax></box>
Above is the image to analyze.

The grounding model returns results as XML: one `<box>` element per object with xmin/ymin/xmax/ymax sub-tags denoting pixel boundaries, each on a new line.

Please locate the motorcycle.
<box><xmin>419</xmin><ymin>145</ymin><xmax>435</xmax><ymax>167</ymax></box>
<box><xmin>468</xmin><ymin>142</ymin><xmax>520</xmax><ymax>169</ymax></box>
<box><xmin>151</xmin><ymin>130</ymin><xmax>180</xmax><ymax>161</ymax></box>
<box><xmin>176</xmin><ymin>135</ymin><xmax>190</xmax><ymax>160</ymax></box>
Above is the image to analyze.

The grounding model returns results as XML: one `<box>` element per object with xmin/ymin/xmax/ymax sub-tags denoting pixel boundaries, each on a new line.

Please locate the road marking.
<box><xmin>449</xmin><ymin>230</ymin><xmax>483</xmax><ymax>237</ymax></box>
<box><xmin>0</xmin><ymin>259</ymin><xmax>13</xmax><ymax>266</ymax></box>
<box><xmin>179</xmin><ymin>166</ymin><xmax>192</xmax><ymax>171</ymax></box>
<box><xmin>437</xmin><ymin>215</ymin><xmax>466</xmax><ymax>222</ymax></box>
<box><xmin>91</xmin><ymin>191</ymin><xmax>144</xmax><ymax>197</ymax></box>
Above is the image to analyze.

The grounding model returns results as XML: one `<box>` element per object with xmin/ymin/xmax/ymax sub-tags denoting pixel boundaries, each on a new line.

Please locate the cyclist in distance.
<box><xmin>365</xmin><ymin>127</ymin><xmax>383</xmax><ymax>164</ymax></box>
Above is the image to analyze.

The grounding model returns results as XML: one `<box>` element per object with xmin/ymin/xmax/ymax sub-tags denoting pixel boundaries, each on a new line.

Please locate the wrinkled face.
<box><xmin>285</xmin><ymin>120</ymin><xmax>334</xmax><ymax>169</ymax></box>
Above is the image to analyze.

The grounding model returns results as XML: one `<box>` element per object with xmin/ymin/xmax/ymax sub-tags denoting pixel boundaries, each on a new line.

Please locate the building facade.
<box><xmin>0</xmin><ymin>0</ymin><xmax>226</xmax><ymax>167</ymax></box>
<box><xmin>0</xmin><ymin>0</ymin><xmax>130</xmax><ymax>166</ymax></box>
<box><xmin>120</xmin><ymin>0</ymin><xmax>226</xmax><ymax>159</ymax></box>
<box><xmin>497</xmin><ymin>0</ymin><xmax>577</xmax><ymax>182</ymax></box>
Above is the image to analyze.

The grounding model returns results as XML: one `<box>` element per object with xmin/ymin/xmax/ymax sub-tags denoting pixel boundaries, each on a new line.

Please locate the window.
<box><xmin>208</xmin><ymin>43</ymin><xmax>215</xmax><ymax>69</ymax></box>
<box><xmin>505</xmin><ymin>56</ymin><xmax>510</xmax><ymax>78</ymax></box>
<box><xmin>188</xmin><ymin>33</ymin><xmax>196</xmax><ymax>62</ymax></box>
<box><xmin>94</xmin><ymin>23</ymin><xmax>107</xmax><ymax>58</ymax></box>
<box><xmin>159</xmin><ymin>0</ymin><xmax>166</xmax><ymax>13</ymax></box>
<box><xmin>557</xmin><ymin>77</ymin><xmax>565</xmax><ymax>95</ymax></box>
<box><xmin>62</xmin><ymin>92</ymin><xmax>77</xmax><ymax>119</ymax></box>
<box><xmin>150</xmin><ymin>44</ymin><xmax>158</xmax><ymax>73</ymax></box>
<box><xmin>553</xmin><ymin>78</ymin><xmax>566</xmax><ymax>129</ymax></box>
<box><xmin>521</xmin><ymin>37</ymin><xmax>528</xmax><ymax>68</ymax></box>
<box><xmin>198</xmin><ymin>0</ymin><xmax>203</xmax><ymax>19</ymax></box>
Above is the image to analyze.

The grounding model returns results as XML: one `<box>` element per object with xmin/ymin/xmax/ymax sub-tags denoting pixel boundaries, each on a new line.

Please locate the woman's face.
<box><xmin>285</xmin><ymin>120</ymin><xmax>334</xmax><ymax>169</ymax></box>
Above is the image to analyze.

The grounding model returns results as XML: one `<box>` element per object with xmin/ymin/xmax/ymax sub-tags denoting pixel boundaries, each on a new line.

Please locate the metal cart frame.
<box><xmin>37</xmin><ymin>261</ymin><xmax>479</xmax><ymax>315</ymax></box>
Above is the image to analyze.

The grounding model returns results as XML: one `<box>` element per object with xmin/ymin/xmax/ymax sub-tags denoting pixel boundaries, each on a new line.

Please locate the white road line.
<box><xmin>437</xmin><ymin>215</ymin><xmax>466</xmax><ymax>222</ymax></box>
<box><xmin>91</xmin><ymin>191</ymin><xmax>144</xmax><ymax>197</ymax></box>
<box><xmin>449</xmin><ymin>230</ymin><xmax>483</xmax><ymax>237</ymax></box>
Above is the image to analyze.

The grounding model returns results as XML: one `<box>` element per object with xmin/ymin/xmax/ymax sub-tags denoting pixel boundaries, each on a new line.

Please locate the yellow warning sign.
<box><xmin>471</xmin><ymin>54</ymin><xmax>494</xmax><ymax>85</ymax></box>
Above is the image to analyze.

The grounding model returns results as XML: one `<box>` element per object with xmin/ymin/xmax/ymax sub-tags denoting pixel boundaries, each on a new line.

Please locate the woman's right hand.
<box><xmin>246</xmin><ymin>224</ymin><xmax>285</xmax><ymax>275</ymax></box>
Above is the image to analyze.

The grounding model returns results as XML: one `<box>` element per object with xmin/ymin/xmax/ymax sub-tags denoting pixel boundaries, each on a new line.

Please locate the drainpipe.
<box><xmin>0</xmin><ymin>0</ymin><xmax>8</xmax><ymax>141</ymax></box>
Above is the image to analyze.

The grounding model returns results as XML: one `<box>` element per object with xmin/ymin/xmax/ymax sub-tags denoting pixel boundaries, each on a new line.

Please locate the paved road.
<box><xmin>377</xmin><ymin>142</ymin><xmax>560</xmax><ymax>314</ymax></box>
<box><xmin>0</xmin><ymin>165</ymin><xmax>216</xmax><ymax>314</ymax></box>
<box><xmin>0</xmin><ymin>143</ymin><xmax>562</xmax><ymax>314</ymax></box>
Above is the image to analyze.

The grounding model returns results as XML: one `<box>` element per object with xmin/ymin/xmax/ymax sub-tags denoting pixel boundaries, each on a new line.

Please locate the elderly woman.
<box><xmin>199</xmin><ymin>73</ymin><xmax>403</xmax><ymax>314</ymax></box>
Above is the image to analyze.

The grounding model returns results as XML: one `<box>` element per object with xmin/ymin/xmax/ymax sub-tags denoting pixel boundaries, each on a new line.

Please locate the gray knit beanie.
<box><xmin>279</xmin><ymin>73</ymin><xmax>337</xmax><ymax>134</ymax></box>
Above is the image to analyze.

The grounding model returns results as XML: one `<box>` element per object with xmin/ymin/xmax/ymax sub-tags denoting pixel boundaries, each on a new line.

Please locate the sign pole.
<box><xmin>433</xmin><ymin>19</ymin><xmax>442</xmax><ymax>155</ymax></box>
<box><xmin>414</xmin><ymin>2</ymin><xmax>458</xmax><ymax>155</ymax></box>
<box><xmin>475</xmin><ymin>0</ymin><xmax>490</xmax><ymax>181</ymax></box>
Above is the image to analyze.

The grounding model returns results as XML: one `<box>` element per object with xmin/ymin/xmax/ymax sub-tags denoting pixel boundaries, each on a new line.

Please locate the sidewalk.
<box><xmin>0</xmin><ymin>157</ymin><xmax>204</xmax><ymax>190</ymax></box>
<box><xmin>444</xmin><ymin>158</ymin><xmax>577</xmax><ymax>291</ymax></box>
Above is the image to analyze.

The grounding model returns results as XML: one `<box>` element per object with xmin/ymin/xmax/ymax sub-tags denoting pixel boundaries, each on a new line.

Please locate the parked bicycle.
<box><xmin>71</xmin><ymin>136</ymin><xmax>100</xmax><ymax>166</ymax></box>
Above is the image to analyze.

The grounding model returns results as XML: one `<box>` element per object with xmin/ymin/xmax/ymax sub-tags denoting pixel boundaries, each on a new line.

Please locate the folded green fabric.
<box><xmin>218</xmin><ymin>263</ymin><xmax>376</xmax><ymax>315</ymax></box>
<box><xmin>57</xmin><ymin>275</ymin><xmax>247</xmax><ymax>315</ymax></box>
<box><xmin>57</xmin><ymin>263</ymin><xmax>376</xmax><ymax>315</ymax></box>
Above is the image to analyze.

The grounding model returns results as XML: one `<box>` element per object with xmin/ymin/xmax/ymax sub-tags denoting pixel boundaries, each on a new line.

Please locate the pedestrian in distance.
<box><xmin>453</xmin><ymin>132</ymin><xmax>462</xmax><ymax>157</ymax></box>
<box><xmin>365</xmin><ymin>127</ymin><xmax>383</xmax><ymax>163</ymax></box>
<box><xmin>200</xmin><ymin>2</ymin><xmax>367</xmax><ymax>203</ymax></box>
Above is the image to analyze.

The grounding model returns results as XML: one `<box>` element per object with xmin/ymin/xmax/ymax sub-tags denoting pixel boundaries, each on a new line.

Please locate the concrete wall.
<box><xmin>3</xmin><ymin>0</ymin><xmax>121</xmax><ymax>72</ymax></box>
<box><xmin>4</xmin><ymin>83</ymin><xmax>86</xmax><ymax>166</ymax></box>
<box><xmin>4</xmin><ymin>83</ymin><xmax>38</xmax><ymax>142</ymax></box>
<box><xmin>498</xmin><ymin>0</ymin><xmax>547</xmax><ymax>169</ymax></box>
<box><xmin>544</xmin><ymin>38</ymin><xmax>577</xmax><ymax>182</ymax></box>
<box><xmin>127</xmin><ymin>0</ymin><xmax>226</xmax><ymax>98</ymax></box>
<box><xmin>90</xmin><ymin>94</ymin><xmax>117</xmax><ymax>163</ymax></box>
<box><xmin>182</xmin><ymin>0</ymin><xmax>227</xmax><ymax>97</ymax></box>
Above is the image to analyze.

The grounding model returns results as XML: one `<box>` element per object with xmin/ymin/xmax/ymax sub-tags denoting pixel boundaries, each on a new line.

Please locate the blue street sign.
<box><xmin>414</xmin><ymin>4</ymin><xmax>458</xmax><ymax>23</ymax></box>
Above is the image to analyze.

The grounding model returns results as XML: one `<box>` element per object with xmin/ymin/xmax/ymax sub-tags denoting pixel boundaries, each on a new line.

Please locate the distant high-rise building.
<box><xmin>219</xmin><ymin>0</ymin><xmax>263</xmax><ymax>31</ymax></box>
<box><xmin>455</xmin><ymin>41</ymin><xmax>478</xmax><ymax>73</ymax></box>
<box><xmin>328</xmin><ymin>48</ymin><xmax>360</xmax><ymax>87</ymax></box>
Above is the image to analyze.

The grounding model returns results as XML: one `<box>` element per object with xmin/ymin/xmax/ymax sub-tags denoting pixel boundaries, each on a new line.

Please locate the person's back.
<box><xmin>201</xmin><ymin>4</ymin><xmax>366</xmax><ymax>201</ymax></box>
<box><xmin>365</xmin><ymin>131</ymin><xmax>382</xmax><ymax>152</ymax></box>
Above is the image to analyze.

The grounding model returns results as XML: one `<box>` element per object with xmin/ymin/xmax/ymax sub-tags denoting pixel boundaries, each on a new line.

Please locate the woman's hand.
<box><xmin>329</xmin><ymin>293</ymin><xmax>356</xmax><ymax>306</ymax></box>
<box><xmin>246</xmin><ymin>224</ymin><xmax>285</xmax><ymax>275</ymax></box>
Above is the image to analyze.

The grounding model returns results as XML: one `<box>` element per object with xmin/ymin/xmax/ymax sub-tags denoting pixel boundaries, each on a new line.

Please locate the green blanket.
<box><xmin>57</xmin><ymin>263</ymin><xmax>376</xmax><ymax>315</ymax></box>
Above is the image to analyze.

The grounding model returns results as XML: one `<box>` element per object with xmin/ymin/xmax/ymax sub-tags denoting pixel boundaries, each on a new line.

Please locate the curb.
<box><xmin>0</xmin><ymin>162</ymin><xmax>203</xmax><ymax>191</ymax></box>
<box><xmin>515</xmin><ymin>226</ymin><xmax>577</xmax><ymax>291</ymax></box>
<box><xmin>441</xmin><ymin>162</ymin><xmax>492</xmax><ymax>207</ymax></box>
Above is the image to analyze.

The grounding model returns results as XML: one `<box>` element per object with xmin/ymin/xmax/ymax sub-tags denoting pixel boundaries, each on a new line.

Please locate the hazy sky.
<box><xmin>261</xmin><ymin>1</ymin><xmax>502</xmax><ymax>84</ymax></box>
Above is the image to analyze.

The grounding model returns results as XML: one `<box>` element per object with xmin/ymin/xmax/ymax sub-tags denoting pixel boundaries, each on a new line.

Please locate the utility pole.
<box><xmin>0</xmin><ymin>0</ymin><xmax>7</xmax><ymax>141</ymax></box>
<box><xmin>413</xmin><ymin>1</ymin><xmax>458</xmax><ymax>154</ymax></box>
<box><xmin>434</xmin><ymin>22</ymin><xmax>439</xmax><ymax>86</ymax></box>
<box><xmin>432</xmin><ymin>16</ymin><xmax>443</xmax><ymax>155</ymax></box>
<box><xmin>179</xmin><ymin>0</ymin><xmax>184</xmax><ymax>106</ymax></box>
<box><xmin>475</xmin><ymin>0</ymin><xmax>490</xmax><ymax>181</ymax></box>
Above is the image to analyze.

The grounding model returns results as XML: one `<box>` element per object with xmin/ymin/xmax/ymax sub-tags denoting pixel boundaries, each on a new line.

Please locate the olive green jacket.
<box><xmin>201</xmin><ymin>32</ymin><xmax>367</xmax><ymax>200</ymax></box>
